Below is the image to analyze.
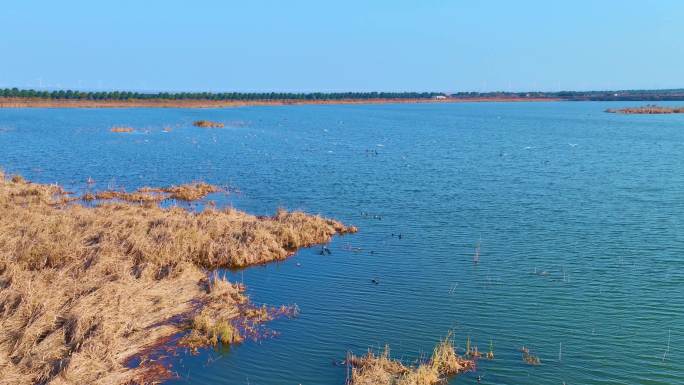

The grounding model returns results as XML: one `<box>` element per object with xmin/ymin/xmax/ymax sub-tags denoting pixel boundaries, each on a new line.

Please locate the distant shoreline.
<box><xmin>0</xmin><ymin>97</ymin><xmax>560</xmax><ymax>108</ymax></box>
<box><xmin>4</xmin><ymin>87</ymin><xmax>684</xmax><ymax>108</ymax></box>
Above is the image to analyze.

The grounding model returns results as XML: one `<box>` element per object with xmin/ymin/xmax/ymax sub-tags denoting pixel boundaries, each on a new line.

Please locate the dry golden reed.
<box><xmin>0</xmin><ymin>170</ymin><xmax>356</xmax><ymax>385</ymax></box>
<box><xmin>605</xmin><ymin>105</ymin><xmax>684</xmax><ymax>114</ymax></box>
<box><xmin>86</xmin><ymin>182</ymin><xmax>221</xmax><ymax>204</ymax></box>
<box><xmin>347</xmin><ymin>332</ymin><xmax>474</xmax><ymax>385</ymax></box>
<box><xmin>110</xmin><ymin>126</ymin><xmax>134</xmax><ymax>133</ymax></box>
<box><xmin>192</xmin><ymin>120</ymin><xmax>224</xmax><ymax>128</ymax></box>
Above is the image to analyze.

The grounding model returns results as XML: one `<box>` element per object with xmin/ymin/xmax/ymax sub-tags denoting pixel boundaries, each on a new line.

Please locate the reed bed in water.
<box><xmin>83</xmin><ymin>182</ymin><xmax>222</xmax><ymax>203</ymax></box>
<box><xmin>0</xmin><ymin>169</ymin><xmax>356</xmax><ymax>385</ymax></box>
<box><xmin>110</xmin><ymin>126</ymin><xmax>134</xmax><ymax>133</ymax></box>
<box><xmin>605</xmin><ymin>105</ymin><xmax>684</xmax><ymax>114</ymax></box>
<box><xmin>520</xmin><ymin>346</ymin><xmax>541</xmax><ymax>365</ymax></box>
<box><xmin>347</xmin><ymin>332</ymin><xmax>474</xmax><ymax>385</ymax></box>
<box><xmin>192</xmin><ymin>120</ymin><xmax>224</xmax><ymax>128</ymax></box>
<box><xmin>83</xmin><ymin>190</ymin><xmax>166</xmax><ymax>203</ymax></box>
<box><xmin>140</xmin><ymin>182</ymin><xmax>221</xmax><ymax>201</ymax></box>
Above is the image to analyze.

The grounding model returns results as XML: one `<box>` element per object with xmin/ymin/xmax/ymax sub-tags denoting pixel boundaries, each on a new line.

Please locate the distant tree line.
<box><xmin>3</xmin><ymin>88</ymin><xmax>684</xmax><ymax>101</ymax></box>
<box><xmin>0</xmin><ymin>88</ymin><xmax>444</xmax><ymax>100</ymax></box>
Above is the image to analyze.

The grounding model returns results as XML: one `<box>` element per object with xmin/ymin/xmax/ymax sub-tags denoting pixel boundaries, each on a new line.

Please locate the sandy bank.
<box><xmin>0</xmin><ymin>97</ymin><xmax>560</xmax><ymax>108</ymax></box>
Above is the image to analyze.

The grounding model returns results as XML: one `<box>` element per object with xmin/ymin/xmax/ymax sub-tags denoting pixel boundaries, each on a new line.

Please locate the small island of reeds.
<box><xmin>605</xmin><ymin>105</ymin><xmax>684</xmax><ymax>114</ymax></box>
<box><xmin>346</xmin><ymin>332</ymin><xmax>474</xmax><ymax>385</ymax></box>
<box><xmin>81</xmin><ymin>182</ymin><xmax>222</xmax><ymax>203</ymax></box>
<box><xmin>0</xmin><ymin>169</ymin><xmax>356</xmax><ymax>384</ymax></box>
<box><xmin>110</xmin><ymin>125</ymin><xmax>134</xmax><ymax>133</ymax></box>
<box><xmin>193</xmin><ymin>120</ymin><xmax>225</xmax><ymax>128</ymax></box>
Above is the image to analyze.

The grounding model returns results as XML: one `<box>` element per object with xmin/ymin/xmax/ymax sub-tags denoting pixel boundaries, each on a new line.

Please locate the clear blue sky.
<box><xmin>1</xmin><ymin>0</ymin><xmax>682</xmax><ymax>92</ymax></box>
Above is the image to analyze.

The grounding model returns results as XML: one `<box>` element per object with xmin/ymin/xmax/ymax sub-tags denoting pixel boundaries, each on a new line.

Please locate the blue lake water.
<box><xmin>1</xmin><ymin>102</ymin><xmax>683</xmax><ymax>384</ymax></box>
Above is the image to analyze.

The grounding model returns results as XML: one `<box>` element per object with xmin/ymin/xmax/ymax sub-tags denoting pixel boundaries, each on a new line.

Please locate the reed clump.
<box><xmin>347</xmin><ymin>332</ymin><xmax>474</xmax><ymax>385</ymax></box>
<box><xmin>192</xmin><ymin>120</ymin><xmax>225</xmax><ymax>128</ymax></box>
<box><xmin>10</xmin><ymin>174</ymin><xmax>26</xmax><ymax>184</ymax></box>
<box><xmin>84</xmin><ymin>182</ymin><xmax>221</xmax><ymax>204</ymax></box>
<box><xmin>0</xmin><ymin>172</ymin><xmax>355</xmax><ymax>385</ymax></box>
<box><xmin>464</xmin><ymin>336</ymin><xmax>483</xmax><ymax>359</ymax></box>
<box><xmin>486</xmin><ymin>339</ymin><xmax>494</xmax><ymax>359</ymax></box>
<box><xmin>158</xmin><ymin>182</ymin><xmax>221</xmax><ymax>201</ymax></box>
<box><xmin>520</xmin><ymin>346</ymin><xmax>541</xmax><ymax>365</ymax></box>
<box><xmin>110</xmin><ymin>126</ymin><xmax>134</xmax><ymax>133</ymax></box>
<box><xmin>179</xmin><ymin>274</ymin><xmax>250</xmax><ymax>351</ymax></box>
<box><xmin>88</xmin><ymin>190</ymin><xmax>166</xmax><ymax>204</ymax></box>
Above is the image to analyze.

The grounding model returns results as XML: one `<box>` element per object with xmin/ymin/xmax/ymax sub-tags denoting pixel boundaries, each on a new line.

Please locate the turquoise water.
<box><xmin>1</xmin><ymin>102</ymin><xmax>683</xmax><ymax>384</ymax></box>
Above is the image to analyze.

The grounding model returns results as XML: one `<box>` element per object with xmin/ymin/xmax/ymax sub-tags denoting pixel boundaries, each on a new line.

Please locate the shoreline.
<box><xmin>0</xmin><ymin>97</ymin><xmax>560</xmax><ymax>108</ymax></box>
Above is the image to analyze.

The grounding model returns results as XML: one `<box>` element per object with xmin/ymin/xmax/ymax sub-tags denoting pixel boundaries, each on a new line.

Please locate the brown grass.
<box><xmin>149</xmin><ymin>182</ymin><xmax>221</xmax><ymax>201</ymax></box>
<box><xmin>192</xmin><ymin>120</ymin><xmax>224</xmax><ymax>128</ymax></box>
<box><xmin>110</xmin><ymin>126</ymin><xmax>134</xmax><ymax>133</ymax></box>
<box><xmin>0</xmin><ymin>170</ymin><xmax>356</xmax><ymax>385</ymax></box>
<box><xmin>85</xmin><ymin>190</ymin><xmax>165</xmax><ymax>204</ymax></box>
<box><xmin>86</xmin><ymin>182</ymin><xmax>221</xmax><ymax>204</ymax></box>
<box><xmin>347</xmin><ymin>332</ymin><xmax>474</xmax><ymax>385</ymax></box>
<box><xmin>177</xmin><ymin>275</ymin><xmax>246</xmax><ymax>351</ymax></box>
<box><xmin>10</xmin><ymin>174</ymin><xmax>26</xmax><ymax>184</ymax></box>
